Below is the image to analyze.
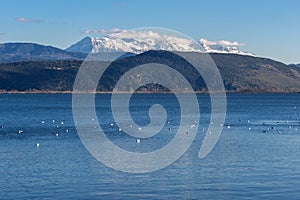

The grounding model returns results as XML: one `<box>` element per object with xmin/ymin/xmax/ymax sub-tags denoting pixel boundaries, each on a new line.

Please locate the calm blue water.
<box><xmin>1</xmin><ymin>93</ymin><xmax>300</xmax><ymax>199</ymax></box>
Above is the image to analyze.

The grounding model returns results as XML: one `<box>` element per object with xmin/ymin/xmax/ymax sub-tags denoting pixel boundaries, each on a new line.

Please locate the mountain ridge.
<box><xmin>0</xmin><ymin>37</ymin><xmax>255</xmax><ymax>63</ymax></box>
<box><xmin>65</xmin><ymin>36</ymin><xmax>255</xmax><ymax>56</ymax></box>
<box><xmin>0</xmin><ymin>51</ymin><xmax>299</xmax><ymax>93</ymax></box>
<box><xmin>0</xmin><ymin>42</ymin><xmax>86</xmax><ymax>63</ymax></box>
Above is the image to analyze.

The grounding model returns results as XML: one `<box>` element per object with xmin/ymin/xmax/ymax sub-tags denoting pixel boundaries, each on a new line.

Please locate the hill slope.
<box><xmin>211</xmin><ymin>53</ymin><xmax>300</xmax><ymax>92</ymax></box>
<box><xmin>0</xmin><ymin>43</ymin><xmax>86</xmax><ymax>63</ymax></box>
<box><xmin>0</xmin><ymin>51</ymin><xmax>299</xmax><ymax>92</ymax></box>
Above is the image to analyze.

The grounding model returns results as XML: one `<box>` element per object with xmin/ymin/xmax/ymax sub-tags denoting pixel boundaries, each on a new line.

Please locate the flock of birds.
<box><xmin>0</xmin><ymin>119</ymin><xmax>70</xmax><ymax>149</ymax></box>
<box><xmin>0</xmin><ymin>113</ymin><xmax>299</xmax><ymax>149</ymax></box>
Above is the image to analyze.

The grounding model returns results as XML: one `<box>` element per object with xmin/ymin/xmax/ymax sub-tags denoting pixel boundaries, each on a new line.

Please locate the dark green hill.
<box><xmin>210</xmin><ymin>53</ymin><xmax>300</xmax><ymax>92</ymax></box>
<box><xmin>0</xmin><ymin>51</ymin><xmax>299</xmax><ymax>93</ymax></box>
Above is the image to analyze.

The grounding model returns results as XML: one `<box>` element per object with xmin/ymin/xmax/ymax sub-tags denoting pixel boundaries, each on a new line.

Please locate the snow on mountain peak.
<box><xmin>66</xmin><ymin>30</ymin><xmax>254</xmax><ymax>56</ymax></box>
<box><xmin>87</xmin><ymin>30</ymin><xmax>203</xmax><ymax>54</ymax></box>
<box><xmin>199</xmin><ymin>38</ymin><xmax>254</xmax><ymax>56</ymax></box>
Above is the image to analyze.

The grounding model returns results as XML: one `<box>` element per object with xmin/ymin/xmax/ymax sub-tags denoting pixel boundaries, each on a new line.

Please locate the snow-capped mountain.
<box><xmin>199</xmin><ymin>39</ymin><xmax>254</xmax><ymax>56</ymax></box>
<box><xmin>66</xmin><ymin>33</ymin><xmax>202</xmax><ymax>54</ymax></box>
<box><xmin>66</xmin><ymin>31</ymin><xmax>254</xmax><ymax>56</ymax></box>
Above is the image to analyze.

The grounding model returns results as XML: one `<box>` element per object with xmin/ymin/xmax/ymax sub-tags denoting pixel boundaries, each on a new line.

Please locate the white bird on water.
<box><xmin>136</xmin><ymin>138</ymin><xmax>141</xmax><ymax>143</ymax></box>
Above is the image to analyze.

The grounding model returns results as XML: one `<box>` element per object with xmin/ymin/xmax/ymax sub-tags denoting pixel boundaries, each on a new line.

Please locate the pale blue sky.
<box><xmin>0</xmin><ymin>0</ymin><xmax>299</xmax><ymax>63</ymax></box>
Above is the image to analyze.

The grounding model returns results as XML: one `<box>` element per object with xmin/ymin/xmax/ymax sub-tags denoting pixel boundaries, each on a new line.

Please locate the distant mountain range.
<box><xmin>0</xmin><ymin>42</ymin><xmax>86</xmax><ymax>63</ymax></box>
<box><xmin>66</xmin><ymin>36</ymin><xmax>254</xmax><ymax>56</ymax></box>
<box><xmin>0</xmin><ymin>36</ymin><xmax>299</xmax><ymax>93</ymax></box>
<box><xmin>0</xmin><ymin>35</ymin><xmax>255</xmax><ymax>63</ymax></box>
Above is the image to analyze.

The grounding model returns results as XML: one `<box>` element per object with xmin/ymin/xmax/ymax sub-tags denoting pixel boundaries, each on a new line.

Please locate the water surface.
<box><xmin>0</xmin><ymin>93</ymin><xmax>300</xmax><ymax>199</ymax></box>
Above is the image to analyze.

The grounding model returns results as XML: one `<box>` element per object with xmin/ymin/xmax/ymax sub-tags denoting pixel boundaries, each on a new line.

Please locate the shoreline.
<box><xmin>0</xmin><ymin>90</ymin><xmax>299</xmax><ymax>94</ymax></box>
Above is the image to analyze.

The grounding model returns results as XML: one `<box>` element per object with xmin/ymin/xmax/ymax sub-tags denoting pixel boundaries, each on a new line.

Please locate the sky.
<box><xmin>0</xmin><ymin>0</ymin><xmax>299</xmax><ymax>64</ymax></box>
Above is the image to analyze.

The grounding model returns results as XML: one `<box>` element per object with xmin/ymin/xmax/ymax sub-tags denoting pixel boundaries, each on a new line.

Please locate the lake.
<box><xmin>0</xmin><ymin>93</ymin><xmax>300</xmax><ymax>199</ymax></box>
